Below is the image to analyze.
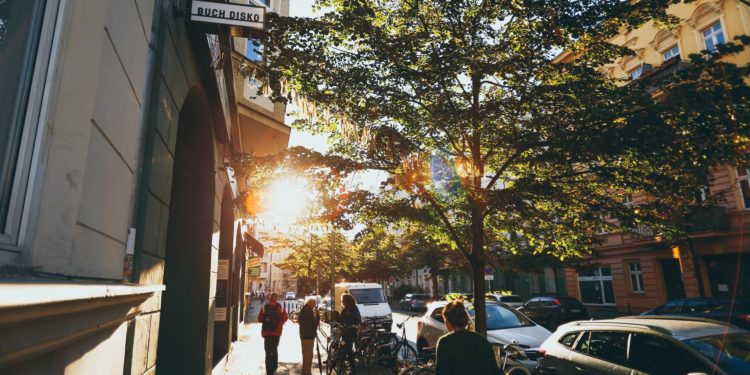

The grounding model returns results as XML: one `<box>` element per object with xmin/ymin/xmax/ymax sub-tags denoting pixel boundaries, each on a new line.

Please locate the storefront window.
<box><xmin>578</xmin><ymin>267</ymin><xmax>615</xmax><ymax>305</ymax></box>
<box><xmin>0</xmin><ymin>0</ymin><xmax>47</xmax><ymax>246</ymax></box>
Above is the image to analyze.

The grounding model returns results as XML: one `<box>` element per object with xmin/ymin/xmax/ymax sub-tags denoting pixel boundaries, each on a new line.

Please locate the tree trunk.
<box><xmin>469</xmin><ymin>199</ymin><xmax>487</xmax><ymax>336</ymax></box>
<box><xmin>470</xmin><ymin>257</ymin><xmax>487</xmax><ymax>336</ymax></box>
<box><xmin>431</xmin><ymin>272</ymin><xmax>439</xmax><ymax>297</ymax></box>
<box><xmin>684</xmin><ymin>236</ymin><xmax>706</xmax><ymax>298</ymax></box>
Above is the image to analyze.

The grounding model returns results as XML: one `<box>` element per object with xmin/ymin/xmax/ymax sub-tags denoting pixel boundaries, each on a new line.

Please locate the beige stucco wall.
<box><xmin>30</xmin><ymin>0</ymin><xmax>155</xmax><ymax>280</ymax></box>
<box><xmin>604</xmin><ymin>0</ymin><xmax>750</xmax><ymax>78</ymax></box>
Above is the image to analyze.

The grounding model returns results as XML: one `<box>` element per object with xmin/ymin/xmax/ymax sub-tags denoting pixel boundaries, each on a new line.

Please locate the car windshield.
<box><xmin>500</xmin><ymin>296</ymin><xmax>523</xmax><ymax>303</ymax></box>
<box><xmin>486</xmin><ymin>303</ymin><xmax>534</xmax><ymax>330</ymax></box>
<box><xmin>684</xmin><ymin>332</ymin><xmax>750</xmax><ymax>375</ymax></box>
<box><xmin>349</xmin><ymin>288</ymin><xmax>386</xmax><ymax>304</ymax></box>
<box><xmin>414</xmin><ymin>295</ymin><xmax>427</xmax><ymax>300</ymax></box>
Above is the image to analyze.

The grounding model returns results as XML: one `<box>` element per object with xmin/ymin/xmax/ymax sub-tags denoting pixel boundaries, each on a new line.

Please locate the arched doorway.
<box><xmin>213</xmin><ymin>185</ymin><xmax>234</xmax><ymax>365</ymax></box>
<box><xmin>157</xmin><ymin>86</ymin><xmax>216</xmax><ymax>374</ymax></box>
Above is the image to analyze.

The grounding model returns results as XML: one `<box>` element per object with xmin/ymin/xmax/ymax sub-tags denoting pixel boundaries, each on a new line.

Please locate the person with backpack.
<box><xmin>258</xmin><ymin>292</ymin><xmax>288</xmax><ymax>375</ymax></box>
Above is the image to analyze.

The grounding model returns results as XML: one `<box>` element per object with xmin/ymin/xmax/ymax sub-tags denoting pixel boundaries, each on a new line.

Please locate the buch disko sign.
<box><xmin>190</xmin><ymin>0</ymin><xmax>265</xmax><ymax>30</ymax></box>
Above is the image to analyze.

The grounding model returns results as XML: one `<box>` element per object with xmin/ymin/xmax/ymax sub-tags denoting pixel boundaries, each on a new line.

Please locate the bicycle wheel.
<box><xmin>394</xmin><ymin>342</ymin><xmax>418</xmax><ymax>373</ymax></box>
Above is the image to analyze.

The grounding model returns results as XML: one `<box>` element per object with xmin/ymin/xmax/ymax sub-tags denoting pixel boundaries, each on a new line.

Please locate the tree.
<box><xmin>262</xmin><ymin>1</ymin><xmax>750</xmax><ymax>334</ymax></box>
<box><xmin>272</xmin><ymin>231</ymin><xmax>358</xmax><ymax>294</ymax></box>
<box><xmin>352</xmin><ymin>225</ymin><xmax>410</xmax><ymax>282</ymax></box>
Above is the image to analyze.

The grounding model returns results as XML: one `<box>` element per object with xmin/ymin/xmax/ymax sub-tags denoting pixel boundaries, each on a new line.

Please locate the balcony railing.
<box><xmin>683</xmin><ymin>205</ymin><xmax>730</xmax><ymax>233</ymax></box>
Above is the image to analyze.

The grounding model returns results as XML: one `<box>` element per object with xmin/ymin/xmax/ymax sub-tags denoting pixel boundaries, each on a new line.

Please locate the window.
<box><xmin>0</xmin><ymin>0</ymin><xmax>51</xmax><ymax>249</ymax></box>
<box><xmin>686</xmin><ymin>299</ymin><xmax>712</xmax><ymax>313</ymax></box>
<box><xmin>559</xmin><ymin>332</ymin><xmax>581</xmax><ymax>348</ymax></box>
<box><xmin>629</xmin><ymin>333</ymin><xmax>709</xmax><ymax>374</ymax></box>
<box><xmin>578</xmin><ymin>267</ymin><xmax>615</xmax><ymax>305</ymax></box>
<box><xmin>656</xmin><ymin>300</ymin><xmax>684</xmax><ymax>314</ymax></box>
<box><xmin>702</xmin><ymin>22</ymin><xmax>725</xmax><ymax>52</ymax></box>
<box><xmin>628</xmin><ymin>262</ymin><xmax>645</xmax><ymax>293</ymax></box>
<box><xmin>430</xmin><ymin>308</ymin><xmax>444</xmax><ymax>323</ymax></box>
<box><xmin>622</xmin><ymin>194</ymin><xmax>633</xmax><ymax>208</ymax></box>
<box><xmin>736</xmin><ymin>167</ymin><xmax>750</xmax><ymax>209</ymax></box>
<box><xmin>245</xmin><ymin>39</ymin><xmax>263</xmax><ymax>62</ymax></box>
<box><xmin>629</xmin><ymin>66</ymin><xmax>645</xmax><ymax>80</ymax></box>
<box><xmin>695</xmin><ymin>186</ymin><xmax>709</xmax><ymax>203</ymax></box>
<box><xmin>588</xmin><ymin>331</ymin><xmax>629</xmax><ymax>366</ymax></box>
<box><xmin>663</xmin><ymin>45</ymin><xmax>680</xmax><ymax>61</ymax></box>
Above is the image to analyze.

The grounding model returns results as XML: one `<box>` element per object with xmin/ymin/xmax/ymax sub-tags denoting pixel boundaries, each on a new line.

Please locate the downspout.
<box><xmin>129</xmin><ymin>0</ymin><xmax>166</xmax><ymax>283</ymax></box>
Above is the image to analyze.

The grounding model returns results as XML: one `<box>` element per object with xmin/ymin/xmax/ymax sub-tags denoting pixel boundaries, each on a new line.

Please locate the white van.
<box><xmin>334</xmin><ymin>282</ymin><xmax>392</xmax><ymax>328</ymax></box>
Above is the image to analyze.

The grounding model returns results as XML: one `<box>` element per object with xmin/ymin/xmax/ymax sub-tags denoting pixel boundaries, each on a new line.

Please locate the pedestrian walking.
<box><xmin>258</xmin><ymin>292</ymin><xmax>288</xmax><ymax>375</ymax></box>
<box><xmin>336</xmin><ymin>294</ymin><xmax>361</xmax><ymax>367</ymax></box>
<box><xmin>435</xmin><ymin>301</ymin><xmax>497</xmax><ymax>375</ymax></box>
<box><xmin>299</xmin><ymin>297</ymin><xmax>319</xmax><ymax>375</ymax></box>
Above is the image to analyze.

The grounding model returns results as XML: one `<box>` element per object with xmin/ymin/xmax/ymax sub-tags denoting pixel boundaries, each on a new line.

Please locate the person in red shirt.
<box><xmin>258</xmin><ymin>292</ymin><xmax>288</xmax><ymax>374</ymax></box>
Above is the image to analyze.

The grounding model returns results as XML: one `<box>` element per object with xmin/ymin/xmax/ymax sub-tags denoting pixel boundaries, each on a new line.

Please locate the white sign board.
<box><xmin>191</xmin><ymin>1</ymin><xmax>265</xmax><ymax>30</ymax></box>
<box><xmin>218</xmin><ymin>259</ymin><xmax>230</xmax><ymax>280</ymax></box>
<box><xmin>484</xmin><ymin>275</ymin><xmax>494</xmax><ymax>281</ymax></box>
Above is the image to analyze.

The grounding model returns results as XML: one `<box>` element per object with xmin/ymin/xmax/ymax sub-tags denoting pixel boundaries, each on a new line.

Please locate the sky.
<box><xmin>283</xmin><ymin>0</ymin><xmax>387</xmax><ymax>192</ymax></box>
<box><xmin>286</xmin><ymin>0</ymin><xmax>327</xmax><ymax>152</ymax></box>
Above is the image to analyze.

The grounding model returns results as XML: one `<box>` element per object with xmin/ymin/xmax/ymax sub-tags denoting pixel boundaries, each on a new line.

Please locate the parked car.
<box><xmin>335</xmin><ymin>282</ymin><xmax>392</xmax><ymax>329</ymax></box>
<box><xmin>318</xmin><ymin>296</ymin><xmax>333</xmax><ymax>322</ymax></box>
<box><xmin>399</xmin><ymin>293</ymin><xmax>429</xmax><ymax>311</ymax></box>
<box><xmin>641</xmin><ymin>298</ymin><xmax>750</xmax><ymax>329</ymax></box>
<box><xmin>284</xmin><ymin>291</ymin><xmax>296</xmax><ymax>300</ymax></box>
<box><xmin>518</xmin><ymin>296</ymin><xmax>589</xmax><ymax>329</ymax></box>
<box><xmin>486</xmin><ymin>293</ymin><xmax>524</xmax><ymax>309</ymax></box>
<box><xmin>417</xmin><ymin>300</ymin><xmax>550</xmax><ymax>372</ymax></box>
<box><xmin>537</xmin><ymin>316</ymin><xmax>750</xmax><ymax>375</ymax></box>
<box><xmin>438</xmin><ymin>292</ymin><xmax>473</xmax><ymax>302</ymax></box>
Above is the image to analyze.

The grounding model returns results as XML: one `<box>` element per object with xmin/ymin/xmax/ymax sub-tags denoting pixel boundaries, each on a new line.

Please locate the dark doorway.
<box><xmin>157</xmin><ymin>87</ymin><xmax>216</xmax><ymax>375</ymax></box>
<box><xmin>661</xmin><ymin>259</ymin><xmax>686</xmax><ymax>300</ymax></box>
<box><xmin>705</xmin><ymin>254</ymin><xmax>750</xmax><ymax>299</ymax></box>
<box><xmin>213</xmin><ymin>185</ymin><xmax>234</xmax><ymax>365</ymax></box>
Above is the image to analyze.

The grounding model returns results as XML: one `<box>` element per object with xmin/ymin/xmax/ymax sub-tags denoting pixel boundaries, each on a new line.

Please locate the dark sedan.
<box><xmin>518</xmin><ymin>296</ymin><xmax>589</xmax><ymax>330</ymax></box>
<box><xmin>641</xmin><ymin>298</ymin><xmax>750</xmax><ymax>329</ymax></box>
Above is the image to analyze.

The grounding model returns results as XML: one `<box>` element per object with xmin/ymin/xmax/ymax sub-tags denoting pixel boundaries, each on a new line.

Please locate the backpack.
<box><xmin>262</xmin><ymin>303</ymin><xmax>281</xmax><ymax>331</ymax></box>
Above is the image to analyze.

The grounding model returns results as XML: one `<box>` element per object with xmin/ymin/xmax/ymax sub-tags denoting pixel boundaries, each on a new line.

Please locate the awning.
<box><xmin>244</xmin><ymin>233</ymin><xmax>264</xmax><ymax>257</ymax></box>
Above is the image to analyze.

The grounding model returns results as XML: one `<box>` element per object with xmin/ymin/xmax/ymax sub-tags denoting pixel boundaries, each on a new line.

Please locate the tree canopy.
<box><xmin>259</xmin><ymin>0</ymin><xmax>750</xmax><ymax>334</ymax></box>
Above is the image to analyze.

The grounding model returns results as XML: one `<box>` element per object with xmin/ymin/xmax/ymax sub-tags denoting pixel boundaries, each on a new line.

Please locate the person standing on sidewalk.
<box><xmin>299</xmin><ymin>297</ymin><xmax>319</xmax><ymax>375</ymax></box>
<box><xmin>258</xmin><ymin>293</ymin><xmax>288</xmax><ymax>375</ymax></box>
<box><xmin>336</xmin><ymin>294</ymin><xmax>361</xmax><ymax>368</ymax></box>
<box><xmin>435</xmin><ymin>301</ymin><xmax>497</xmax><ymax>375</ymax></box>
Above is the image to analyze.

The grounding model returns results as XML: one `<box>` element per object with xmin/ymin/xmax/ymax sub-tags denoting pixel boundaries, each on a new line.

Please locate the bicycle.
<box><xmin>397</xmin><ymin>346</ymin><xmax>435</xmax><ymax>375</ymax></box>
<box><xmin>325</xmin><ymin>321</ymin><xmax>359</xmax><ymax>375</ymax></box>
<box><xmin>370</xmin><ymin>315</ymin><xmax>419</xmax><ymax>374</ymax></box>
<box><xmin>490</xmin><ymin>343</ymin><xmax>533</xmax><ymax>375</ymax></box>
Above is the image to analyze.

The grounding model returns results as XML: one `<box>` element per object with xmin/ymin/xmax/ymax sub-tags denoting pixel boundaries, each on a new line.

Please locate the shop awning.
<box><xmin>244</xmin><ymin>233</ymin><xmax>264</xmax><ymax>257</ymax></box>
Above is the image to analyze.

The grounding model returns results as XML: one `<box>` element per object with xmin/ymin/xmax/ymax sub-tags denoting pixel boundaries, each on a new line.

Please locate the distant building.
<box><xmin>555</xmin><ymin>0</ymin><xmax>750</xmax><ymax>314</ymax></box>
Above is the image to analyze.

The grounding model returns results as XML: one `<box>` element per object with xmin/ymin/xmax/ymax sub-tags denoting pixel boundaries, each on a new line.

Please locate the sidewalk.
<box><xmin>223</xmin><ymin>300</ymin><xmax>327</xmax><ymax>375</ymax></box>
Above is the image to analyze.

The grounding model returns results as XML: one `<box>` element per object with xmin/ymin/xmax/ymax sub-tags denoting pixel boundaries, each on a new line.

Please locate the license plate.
<box><xmin>571</xmin><ymin>309</ymin><xmax>581</xmax><ymax>313</ymax></box>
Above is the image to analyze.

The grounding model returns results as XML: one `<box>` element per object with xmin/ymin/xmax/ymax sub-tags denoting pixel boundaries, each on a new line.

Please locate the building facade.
<box><xmin>560</xmin><ymin>0</ymin><xmax>750</xmax><ymax>314</ymax></box>
<box><xmin>0</xmin><ymin>0</ymin><xmax>289</xmax><ymax>374</ymax></box>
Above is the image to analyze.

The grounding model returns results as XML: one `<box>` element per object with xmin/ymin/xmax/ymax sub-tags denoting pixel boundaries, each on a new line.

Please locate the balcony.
<box><xmin>682</xmin><ymin>205</ymin><xmax>730</xmax><ymax>233</ymax></box>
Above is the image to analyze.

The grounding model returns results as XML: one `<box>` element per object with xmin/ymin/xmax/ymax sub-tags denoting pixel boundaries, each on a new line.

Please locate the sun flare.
<box><xmin>264</xmin><ymin>177</ymin><xmax>310</xmax><ymax>225</ymax></box>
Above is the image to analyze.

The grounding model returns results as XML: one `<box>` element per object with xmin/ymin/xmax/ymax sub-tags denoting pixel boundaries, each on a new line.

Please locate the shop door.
<box><xmin>660</xmin><ymin>259</ymin><xmax>686</xmax><ymax>300</ymax></box>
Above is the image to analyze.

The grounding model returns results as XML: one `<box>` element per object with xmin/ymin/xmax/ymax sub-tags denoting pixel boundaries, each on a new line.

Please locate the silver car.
<box><xmin>486</xmin><ymin>294</ymin><xmax>525</xmax><ymax>309</ymax></box>
<box><xmin>537</xmin><ymin>316</ymin><xmax>750</xmax><ymax>375</ymax></box>
<box><xmin>417</xmin><ymin>301</ymin><xmax>551</xmax><ymax>351</ymax></box>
